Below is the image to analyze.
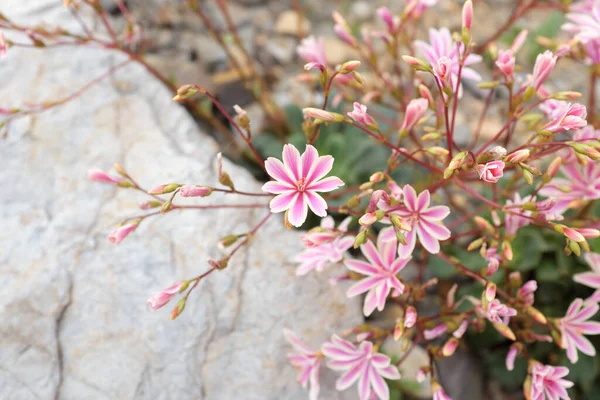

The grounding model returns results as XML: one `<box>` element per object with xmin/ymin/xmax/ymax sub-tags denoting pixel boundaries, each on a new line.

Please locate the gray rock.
<box><xmin>0</xmin><ymin>2</ymin><xmax>361</xmax><ymax>399</ymax></box>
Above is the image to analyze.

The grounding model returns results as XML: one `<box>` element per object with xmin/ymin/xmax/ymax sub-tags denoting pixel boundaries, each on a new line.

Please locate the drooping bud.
<box><xmin>354</xmin><ymin>229</ymin><xmax>369</xmax><ymax>248</ymax></box>
<box><xmin>505</xmin><ymin>149</ymin><xmax>530</xmax><ymax>163</ymax></box>
<box><xmin>170</xmin><ymin>298</ymin><xmax>187</xmax><ymax>320</ymax></box>
<box><xmin>339</xmin><ymin>60</ymin><xmax>361</xmax><ymax>74</ymax></box>
<box><xmin>148</xmin><ymin>183</ymin><xmax>182</xmax><ymax>195</ymax></box>
<box><xmin>402</xmin><ymin>55</ymin><xmax>433</xmax><ymax>72</ymax></box>
<box><xmin>233</xmin><ymin>104</ymin><xmax>250</xmax><ymax>131</ymax></box>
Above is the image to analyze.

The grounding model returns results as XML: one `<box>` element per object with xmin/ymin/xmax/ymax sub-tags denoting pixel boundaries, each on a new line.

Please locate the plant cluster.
<box><xmin>4</xmin><ymin>0</ymin><xmax>600</xmax><ymax>399</ymax></box>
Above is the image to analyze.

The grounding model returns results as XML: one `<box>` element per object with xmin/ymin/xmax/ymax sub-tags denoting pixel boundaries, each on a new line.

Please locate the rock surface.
<box><xmin>0</xmin><ymin>2</ymin><xmax>361</xmax><ymax>400</ymax></box>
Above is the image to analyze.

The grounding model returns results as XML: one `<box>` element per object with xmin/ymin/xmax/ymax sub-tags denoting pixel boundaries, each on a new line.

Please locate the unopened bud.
<box><xmin>467</xmin><ymin>237</ymin><xmax>485</xmax><ymax>251</ymax></box>
<box><xmin>567</xmin><ymin>239</ymin><xmax>581</xmax><ymax>256</ymax></box>
<box><xmin>148</xmin><ymin>183</ymin><xmax>182</xmax><ymax>195</ymax></box>
<box><xmin>474</xmin><ymin>216</ymin><xmax>494</xmax><ymax>233</ymax></box>
<box><xmin>170</xmin><ymin>298</ymin><xmax>186</xmax><ymax>320</ymax></box>
<box><xmin>354</xmin><ymin>229</ymin><xmax>369</xmax><ymax>248</ymax></box>
<box><xmin>553</xmin><ymin>91</ymin><xmax>582</xmax><ymax>100</ymax></box>
<box><xmin>218</xmin><ymin>234</ymin><xmax>240</xmax><ymax>249</ymax></box>
<box><xmin>477</xmin><ymin>81</ymin><xmax>501</xmax><ymax>89</ymax></box>
<box><xmin>526</xmin><ymin>305</ymin><xmax>547</xmax><ymax>324</ymax></box>
<box><xmin>114</xmin><ymin>163</ymin><xmax>127</xmax><ymax>176</ymax></box>
<box><xmin>393</xmin><ymin>319</ymin><xmax>404</xmax><ymax>340</ymax></box>
<box><xmin>173</xmin><ymin>84</ymin><xmax>202</xmax><ymax>101</ymax></box>
<box><xmin>233</xmin><ymin>104</ymin><xmax>250</xmax><ymax>130</ymax></box>
<box><xmin>442</xmin><ymin>337</ymin><xmax>459</xmax><ymax>357</ymax></box>
<box><xmin>208</xmin><ymin>257</ymin><xmax>230</xmax><ymax>270</ymax></box>
<box><xmin>402</xmin><ymin>55</ymin><xmax>432</xmax><ymax>72</ymax></box>
<box><xmin>505</xmin><ymin>149</ymin><xmax>530</xmax><ymax>164</ymax></box>
<box><xmin>502</xmin><ymin>241</ymin><xmax>513</xmax><ymax>261</ymax></box>
<box><xmin>485</xmin><ymin>282</ymin><xmax>497</xmax><ymax>302</ymax></box>
<box><xmin>339</xmin><ymin>60</ymin><xmax>361</xmax><ymax>74</ymax></box>
<box><xmin>427</xmin><ymin>146</ymin><xmax>449</xmax><ymax>157</ymax></box>
<box><xmin>493</xmin><ymin>322</ymin><xmax>516</xmax><ymax>341</ymax></box>
<box><xmin>370</xmin><ymin>172</ymin><xmax>384</xmax><ymax>183</ymax></box>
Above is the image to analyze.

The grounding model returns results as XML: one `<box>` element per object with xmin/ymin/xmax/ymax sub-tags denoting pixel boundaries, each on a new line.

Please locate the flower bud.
<box><xmin>108</xmin><ymin>221</ymin><xmax>139</xmax><ymax>244</ymax></box>
<box><xmin>339</xmin><ymin>60</ymin><xmax>361</xmax><ymax>74</ymax></box>
<box><xmin>354</xmin><ymin>229</ymin><xmax>369</xmax><ymax>248</ymax></box>
<box><xmin>492</xmin><ymin>322</ymin><xmax>516</xmax><ymax>341</ymax></box>
<box><xmin>526</xmin><ymin>305</ymin><xmax>547</xmax><ymax>324</ymax></box>
<box><xmin>505</xmin><ymin>149</ymin><xmax>530</xmax><ymax>164</ymax></box>
<box><xmin>170</xmin><ymin>298</ymin><xmax>186</xmax><ymax>320</ymax></box>
<box><xmin>173</xmin><ymin>84</ymin><xmax>203</xmax><ymax>102</ymax></box>
<box><xmin>474</xmin><ymin>216</ymin><xmax>494</xmax><ymax>233</ymax></box>
<box><xmin>148</xmin><ymin>183</ymin><xmax>182</xmax><ymax>195</ymax></box>
<box><xmin>218</xmin><ymin>234</ymin><xmax>241</xmax><ymax>249</ymax></box>
<box><xmin>404</xmin><ymin>306</ymin><xmax>417</xmax><ymax>328</ymax></box>
<box><xmin>233</xmin><ymin>104</ymin><xmax>250</xmax><ymax>130</ymax></box>
<box><xmin>147</xmin><ymin>281</ymin><xmax>187</xmax><ymax>311</ymax></box>
<box><xmin>506</xmin><ymin>344</ymin><xmax>519</xmax><ymax>371</ymax></box>
<box><xmin>303</xmin><ymin>107</ymin><xmax>346</xmax><ymax>123</ymax></box>
<box><xmin>462</xmin><ymin>0</ymin><xmax>473</xmax><ymax>31</ymax></box>
<box><xmin>467</xmin><ymin>237</ymin><xmax>485</xmax><ymax>251</ymax></box>
<box><xmin>180</xmin><ymin>185</ymin><xmax>212</xmax><ymax>197</ymax></box>
<box><xmin>502</xmin><ymin>240</ymin><xmax>513</xmax><ymax>261</ymax></box>
<box><xmin>402</xmin><ymin>55</ymin><xmax>433</xmax><ymax>72</ymax></box>
<box><xmin>394</xmin><ymin>318</ymin><xmax>404</xmax><ymax>341</ymax></box>
<box><xmin>563</xmin><ymin>226</ymin><xmax>585</xmax><ymax>242</ymax></box>
<box><xmin>208</xmin><ymin>257</ymin><xmax>230</xmax><ymax>270</ymax></box>
<box><xmin>88</xmin><ymin>168</ymin><xmax>124</xmax><ymax>185</ymax></box>
<box><xmin>485</xmin><ymin>282</ymin><xmax>497</xmax><ymax>302</ymax></box>
<box><xmin>369</xmin><ymin>172</ymin><xmax>384</xmax><ymax>183</ymax></box>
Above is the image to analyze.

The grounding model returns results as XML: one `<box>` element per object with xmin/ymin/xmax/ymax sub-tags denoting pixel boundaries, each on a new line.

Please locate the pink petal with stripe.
<box><xmin>283</xmin><ymin>144</ymin><xmax>302</xmax><ymax>181</ymax></box>
<box><xmin>358</xmin><ymin>364</ymin><xmax>371</xmax><ymax>400</ymax></box>
<box><xmin>269</xmin><ymin>191</ymin><xmax>298</xmax><ymax>213</ymax></box>
<box><xmin>378</xmin><ymin>365</ymin><xmax>400</xmax><ymax>380</ymax></box>
<box><xmin>369</xmin><ymin>365</ymin><xmax>390</xmax><ymax>400</ymax></box>
<box><xmin>336</xmin><ymin>362</ymin><xmax>364</xmax><ymax>391</ymax></box>
<box><xmin>305</xmin><ymin>191</ymin><xmax>328</xmax><ymax>217</ymax></box>
<box><xmin>398</xmin><ymin>229</ymin><xmax>417</xmax><ymax>259</ymax></box>
<box><xmin>288</xmin><ymin>193</ymin><xmax>308</xmax><ymax>227</ymax></box>
<box><xmin>265</xmin><ymin>157</ymin><xmax>295</xmax><ymax>185</ymax></box>
<box><xmin>421</xmin><ymin>205</ymin><xmax>451</xmax><ymax>220</ymax></box>
<box><xmin>301</xmin><ymin>145</ymin><xmax>319</xmax><ymax>180</ymax></box>
<box><xmin>307</xmin><ymin>176</ymin><xmax>344</xmax><ymax>192</ymax></box>
<box><xmin>574</xmin><ymin>272</ymin><xmax>600</xmax><ymax>289</ymax></box>
<box><xmin>307</xmin><ymin>155</ymin><xmax>334</xmax><ymax>183</ymax></box>
<box><xmin>417</xmin><ymin>224</ymin><xmax>441</xmax><ymax>254</ymax></box>
<box><xmin>361</xmin><ymin>240</ymin><xmax>385</xmax><ymax>267</ymax></box>
<box><xmin>403</xmin><ymin>185</ymin><xmax>418</xmax><ymax>211</ymax></box>
<box><xmin>363</xmin><ymin>288</ymin><xmax>379</xmax><ymax>316</ymax></box>
<box><xmin>347</xmin><ymin>276</ymin><xmax>383</xmax><ymax>297</ymax></box>
<box><xmin>345</xmin><ymin>259</ymin><xmax>380</xmax><ymax>276</ymax></box>
<box><xmin>417</xmin><ymin>190</ymin><xmax>431</xmax><ymax>211</ymax></box>
<box><xmin>262</xmin><ymin>180</ymin><xmax>295</xmax><ymax>194</ymax></box>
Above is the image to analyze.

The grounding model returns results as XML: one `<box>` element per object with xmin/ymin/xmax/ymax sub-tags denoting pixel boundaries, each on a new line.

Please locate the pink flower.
<box><xmin>540</xmin><ymin>163</ymin><xmax>600</xmax><ymax>215</ymax></box>
<box><xmin>284</xmin><ymin>329</ymin><xmax>322</xmax><ymax>400</ymax></box>
<box><xmin>476</xmin><ymin>160</ymin><xmax>505</xmax><ymax>183</ymax></box>
<box><xmin>179</xmin><ymin>184</ymin><xmax>212</xmax><ymax>197</ymax></box>
<box><xmin>563</xmin><ymin>2</ymin><xmax>600</xmax><ymax>44</ymax></box>
<box><xmin>347</xmin><ymin>102</ymin><xmax>378</xmax><ymax>129</ymax></box>
<box><xmin>559</xmin><ymin>298</ymin><xmax>600</xmax><ymax>363</ymax></box>
<box><xmin>433</xmin><ymin>56</ymin><xmax>453</xmax><ymax>87</ymax></box>
<box><xmin>297</xmin><ymin>36</ymin><xmax>327</xmax><ymax>67</ymax></box>
<box><xmin>400</xmin><ymin>98</ymin><xmax>429</xmax><ymax>132</ymax></box>
<box><xmin>574</xmin><ymin>252</ymin><xmax>600</xmax><ymax>289</ymax></box>
<box><xmin>333</xmin><ymin>12</ymin><xmax>357</xmax><ymax>47</ymax></box>
<box><xmin>302</xmin><ymin>216</ymin><xmax>351</xmax><ymax>247</ymax></box>
<box><xmin>542</xmin><ymin>103</ymin><xmax>587</xmax><ymax>133</ymax></box>
<box><xmin>0</xmin><ymin>32</ymin><xmax>7</xmax><ymax>58</ymax></box>
<box><xmin>517</xmin><ymin>280</ymin><xmax>537</xmax><ymax>305</ymax></box>
<box><xmin>146</xmin><ymin>281</ymin><xmax>185</xmax><ymax>310</ymax></box>
<box><xmin>322</xmin><ymin>336</ymin><xmax>400</xmax><ymax>400</ymax></box>
<box><xmin>88</xmin><ymin>168</ymin><xmax>123</xmax><ymax>184</ymax></box>
<box><xmin>381</xmin><ymin>185</ymin><xmax>451</xmax><ymax>258</ymax></box>
<box><xmin>496</xmin><ymin>49</ymin><xmax>515</xmax><ymax>81</ymax></box>
<box><xmin>569</xmin><ymin>126</ymin><xmax>600</xmax><ymax>160</ymax></box>
<box><xmin>296</xmin><ymin>217</ymin><xmax>354</xmax><ymax>276</ymax></box>
<box><xmin>530</xmin><ymin>363</ymin><xmax>574</xmax><ymax>400</ymax></box>
<box><xmin>107</xmin><ymin>222</ymin><xmax>138</xmax><ymax>244</ymax></box>
<box><xmin>479</xmin><ymin>299</ymin><xmax>517</xmax><ymax>324</ymax></box>
<box><xmin>539</xmin><ymin>99</ymin><xmax>570</xmax><ymax>120</ymax></box>
<box><xmin>531</xmin><ymin>51</ymin><xmax>557</xmax><ymax>90</ymax></box>
<box><xmin>505</xmin><ymin>344</ymin><xmax>519</xmax><ymax>371</ymax></box>
<box><xmin>262</xmin><ymin>144</ymin><xmax>344</xmax><ymax>227</ymax></box>
<box><xmin>484</xmin><ymin>246</ymin><xmax>502</xmax><ymax>275</ymax></box>
<box><xmin>504</xmin><ymin>193</ymin><xmax>534</xmax><ymax>236</ymax></box>
<box><xmin>345</xmin><ymin>231</ymin><xmax>410</xmax><ymax>316</ymax></box>
<box><xmin>415</xmin><ymin>28</ymin><xmax>482</xmax><ymax>95</ymax></box>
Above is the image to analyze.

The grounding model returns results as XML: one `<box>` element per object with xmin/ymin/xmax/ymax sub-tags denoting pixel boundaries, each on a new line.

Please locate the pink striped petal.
<box><xmin>566</xmin><ymin>298</ymin><xmax>583</xmax><ymax>317</ymax></box>
<box><xmin>375</xmin><ymin>279</ymin><xmax>390</xmax><ymax>311</ymax></box>
<box><xmin>363</xmin><ymin>288</ymin><xmax>379</xmax><ymax>316</ymax></box>
<box><xmin>305</xmin><ymin>191</ymin><xmax>328</xmax><ymax>217</ymax></box>
<box><xmin>419</xmin><ymin>219</ymin><xmax>451</xmax><ymax>240</ymax></box>
<box><xmin>379</xmin><ymin>226</ymin><xmax>397</xmax><ymax>243</ymax></box>
<box><xmin>283</xmin><ymin>144</ymin><xmax>302</xmax><ymax>181</ymax></box>
<box><xmin>417</xmin><ymin>190</ymin><xmax>431</xmax><ymax>211</ymax></box>
<box><xmin>347</xmin><ymin>276</ymin><xmax>384</xmax><ymax>297</ymax></box>
<box><xmin>345</xmin><ymin>259</ymin><xmax>380</xmax><ymax>276</ymax></box>
<box><xmin>265</xmin><ymin>157</ymin><xmax>296</xmax><ymax>186</ymax></box>
<box><xmin>403</xmin><ymin>185</ymin><xmax>418</xmax><ymax>211</ymax></box>
<box><xmin>421</xmin><ymin>205</ymin><xmax>451</xmax><ymax>220</ymax></box>
<box><xmin>570</xmin><ymin>330</ymin><xmax>596</xmax><ymax>356</ymax></box>
<box><xmin>370</xmin><ymin>354</ymin><xmax>391</xmax><ymax>368</ymax></box>
<box><xmin>262</xmin><ymin>180</ymin><xmax>295</xmax><ymax>194</ymax></box>
<box><xmin>307</xmin><ymin>176</ymin><xmax>344</xmax><ymax>192</ymax></box>
<box><xmin>288</xmin><ymin>193</ymin><xmax>308</xmax><ymax>227</ymax></box>
<box><xmin>564</xmin><ymin>334</ymin><xmax>579</xmax><ymax>363</ymax></box>
<box><xmin>269</xmin><ymin>191</ymin><xmax>298</xmax><ymax>213</ymax></box>
<box><xmin>584</xmin><ymin>253</ymin><xmax>600</xmax><ymax>272</ymax></box>
<box><xmin>283</xmin><ymin>329</ymin><xmax>314</xmax><ymax>355</ymax></box>
<box><xmin>306</xmin><ymin>155</ymin><xmax>334</xmax><ymax>184</ymax></box>
<box><xmin>573</xmin><ymin>302</ymin><xmax>599</xmax><ymax>321</ymax></box>
<box><xmin>369</xmin><ymin>365</ymin><xmax>390</xmax><ymax>400</ymax></box>
<box><xmin>417</xmin><ymin>224</ymin><xmax>441</xmax><ymax>254</ymax></box>
<box><xmin>572</xmin><ymin>321</ymin><xmax>600</xmax><ymax>334</ymax></box>
<box><xmin>309</xmin><ymin>362</ymin><xmax>320</xmax><ymax>400</ymax></box>
<box><xmin>378</xmin><ymin>365</ymin><xmax>400</xmax><ymax>380</ymax></box>
<box><xmin>390</xmin><ymin>257</ymin><xmax>410</xmax><ymax>274</ymax></box>
<box><xmin>378</xmin><ymin>232</ymin><xmax>397</xmax><ymax>268</ymax></box>
<box><xmin>358</xmin><ymin>364</ymin><xmax>371</xmax><ymax>400</ymax></box>
<box><xmin>398</xmin><ymin>229</ymin><xmax>417</xmax><ymax>259</ymax></box>
<box><xmin>301</xmin><ymin>145</ymin><xmax>319</xmax><ymax>180</ymax></box>
<box><xmin>361</xmin><ymin>240</ymin><xmax>385</xmax><ymax>268</ymax></box>
<box><xmin>328</xmin><ymin>359</ymin><xmax>362</xmax><ymax>370</ymax></box>
<box><xmin>573</xmin><ymin>272</ymin><xmax>600</xmax><ymax>289</ymax></box>
<box><xmin>336</xmin><ymin>361</ymin><xmax>364</xmax><ymax>391</ymax></box>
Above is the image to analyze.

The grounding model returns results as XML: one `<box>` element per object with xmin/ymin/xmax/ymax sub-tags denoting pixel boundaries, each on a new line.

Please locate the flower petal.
<box><xmin>347</xmin><ymin>276</ymin><xmax>384</xmax><ymax>297</ymax></box>
<box><xmin>305</xmin><ymin>191</ymin><xmax>328</xmax><ymax>217</ymax></box>
<box><xmin>398</xmin><ymin>229</ymin><xmax>417</xmax><ymax>259</ymax></box>
<box><xmin>417</xmin><ymin>190</ymin><xmax>431</xmax><ymax>211</ymax></box>
<box><xmin>288</xmin><ymin>193</ymin><xmax>308</xmax><ymax>227</ymax></box>
<box><xmin>307</xmin><ymin>176</ymin><xmax>344</xmax><ymax>192</ymax></box>
<box><xmin>336</xmin><ymin>361</ymin><xmax>364</xmax><ymax>391</ymax></box>
<box><xmin>283</xmin><ymin>144</ymin><xmax>302</xmax><ymax>181</ymax></box>
<box><xmin>573</xmin><ymin>272</ymin><xmax>600</xmax><ymax>289</ymax></box>
<box><xmin>403</xmin><ymin>185</ymin><xmax>418</xmax><ymax>211</ymax></box>
<box><xmin>421</xmin><ymin>205</ymin><xmax>451</xmax><ymax>220</ymax></box>
<box><xmin>265</xmin><ymin>157</ymin><xmax>296</xmax><ymax>186</ymax></box>
<box><xmin>269</xmin><ymin>191</ymin><xmax>298</xmax><ymax>213</ymax></box>
<box><xmin>417</xmin><ymin>224</ymin><xmax>441</xmax><ymax>254</ymax></box>
<box><xmin>262</xmin><ymin>180</ymin><xmax>295</xmax><ymax>194</ymax></box>
<box><xmin>345</xmin><ymin>259</ymin><xmax>380</xmax><ymax>276</ymax></box>
<box><xmin>369</xmin><ymin>364</ymin><xmax>390</xmax><ymax>400</ymax></box>
<box><xmin>307</xmin><ymin>155</ymin><xmax>334</xmax><ymax>184</ymax></box>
